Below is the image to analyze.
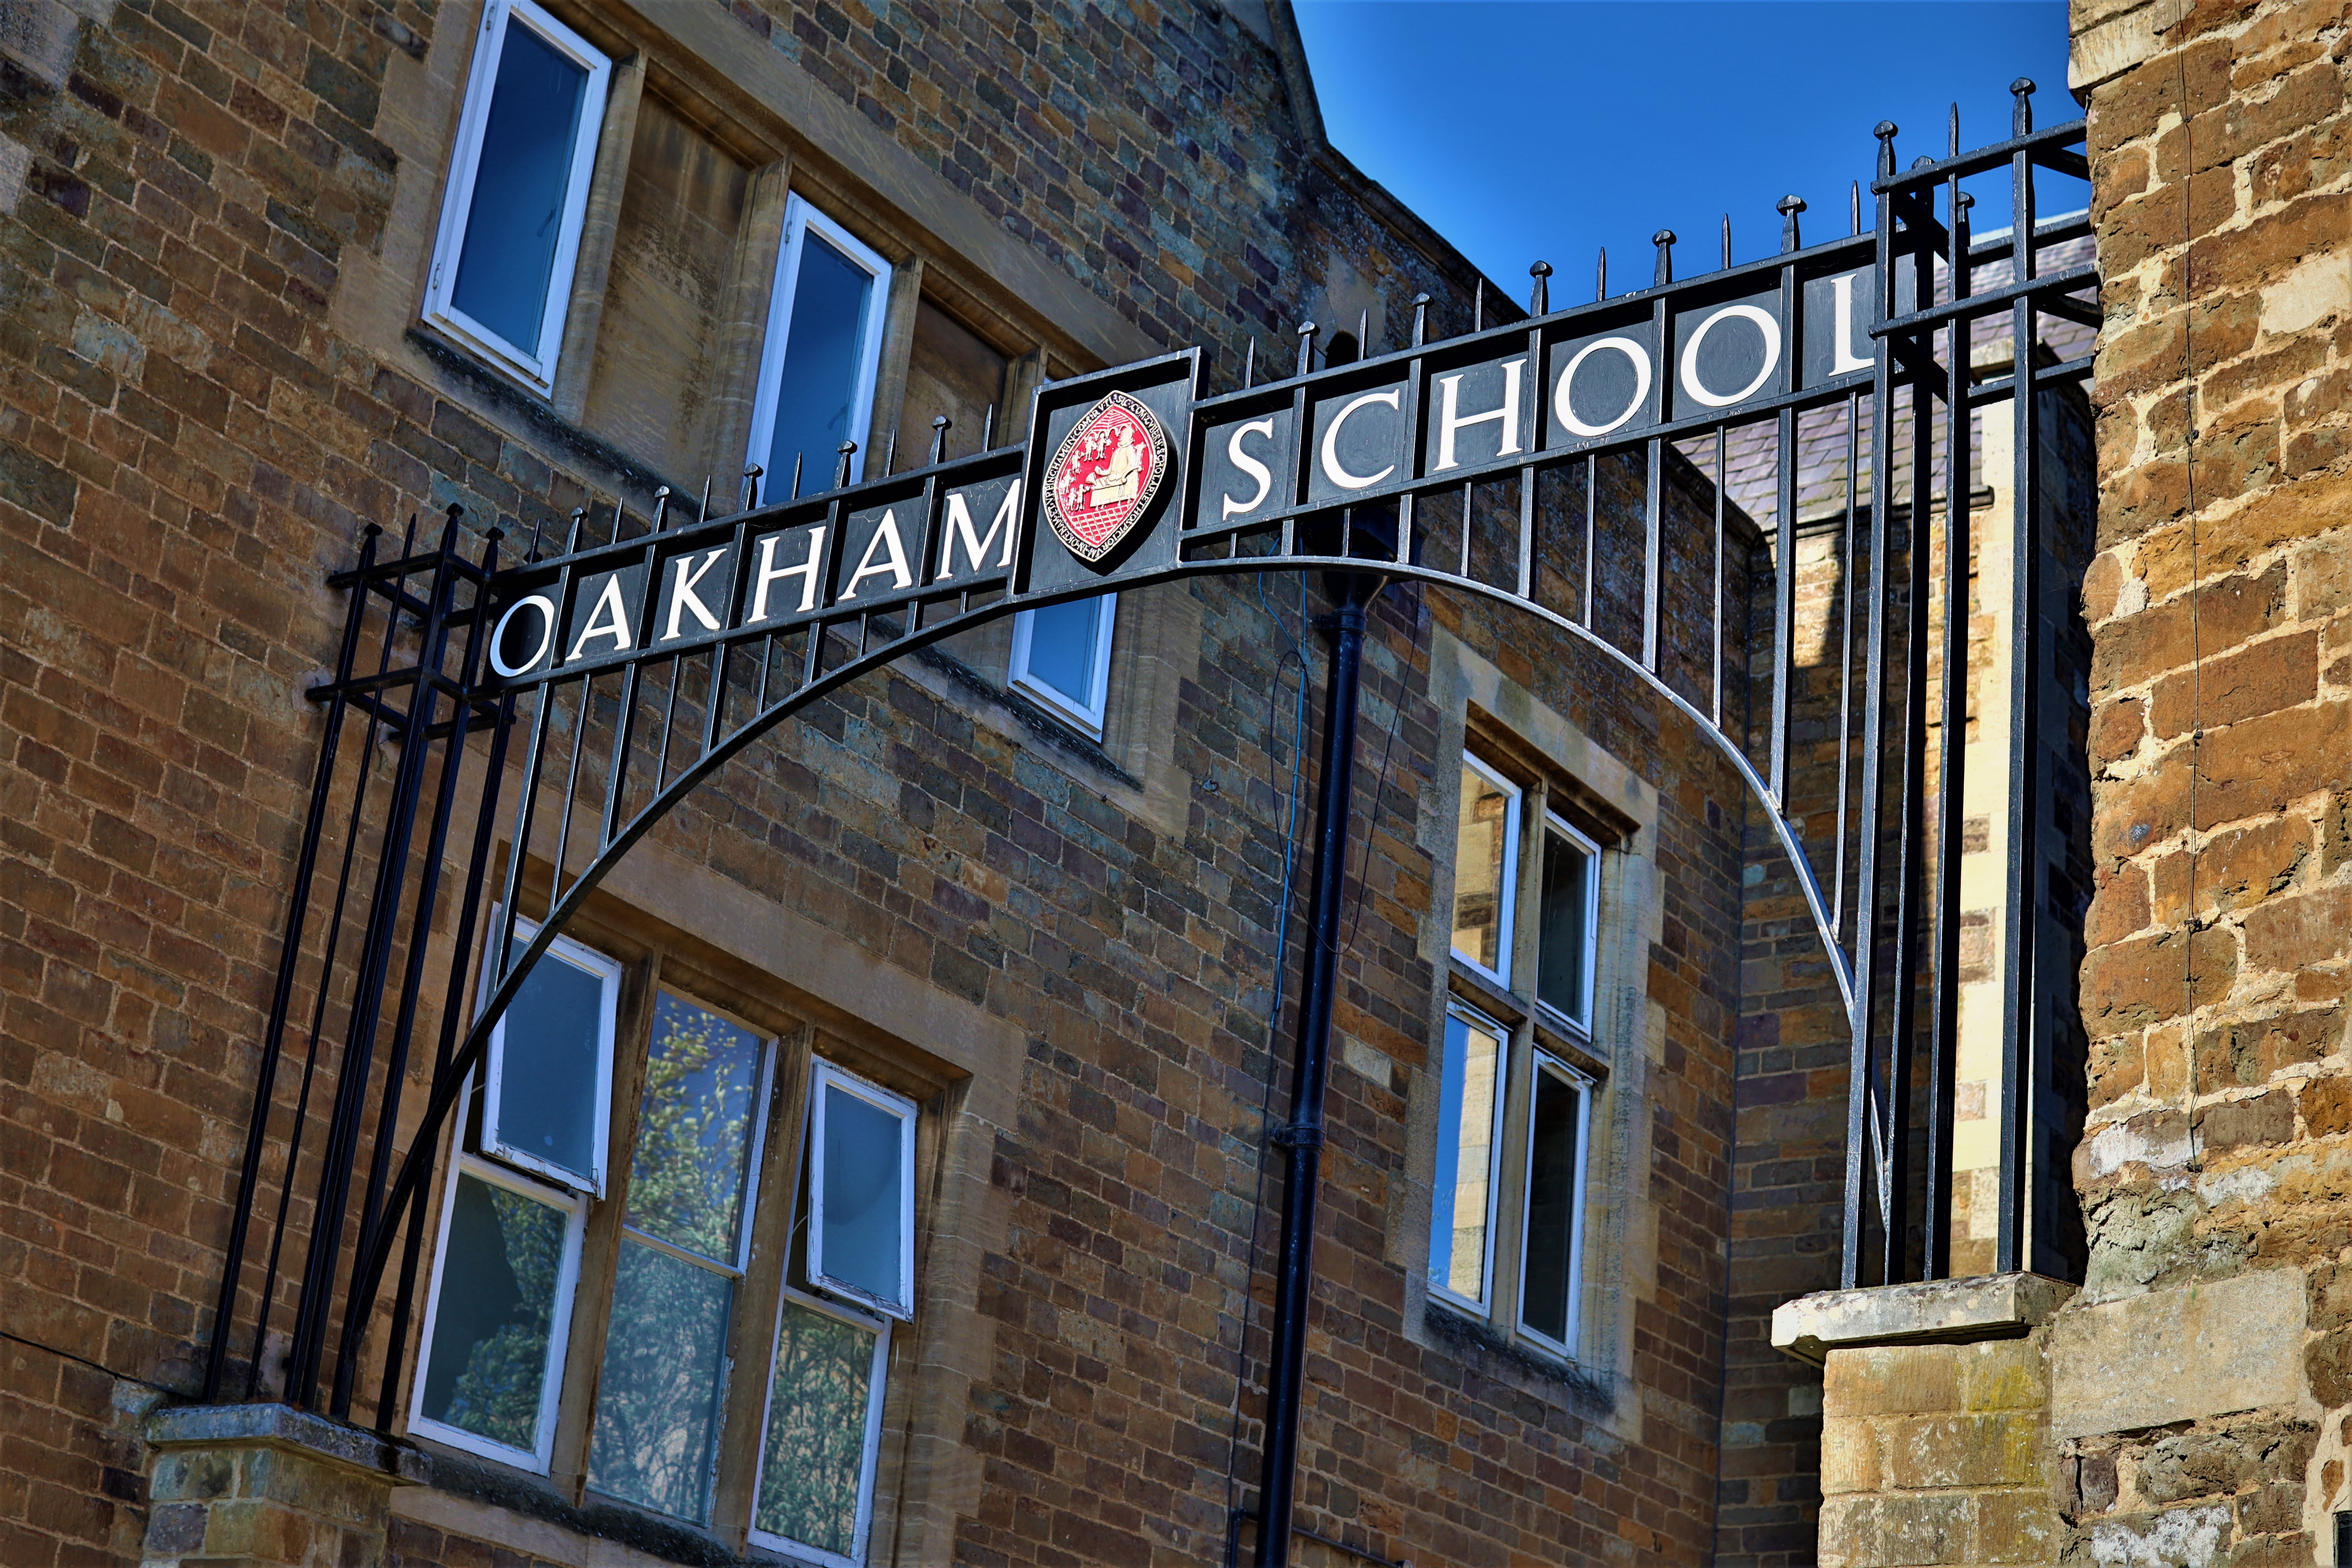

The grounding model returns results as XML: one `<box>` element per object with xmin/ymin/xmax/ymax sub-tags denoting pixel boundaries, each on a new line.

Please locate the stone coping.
<box><xmin>1771</xmin><ymin>1272</ymin><xmax>2079</xmax><ymax>1365</ymax></box>
<box><xmin>147</xmin><ymin>1401</ymin><xmax>427</xmax><ymax>1483</ymax></box>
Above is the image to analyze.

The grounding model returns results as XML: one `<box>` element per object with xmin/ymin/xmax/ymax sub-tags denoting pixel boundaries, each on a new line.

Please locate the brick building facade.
<box><xmin>0</xmin><ymin>2</ymin><xmax>1823</xmax><ymax>1566</ymax></box>
<box><xmin>15</xmin><ymin>0</ymin><xmax>2340</xmax><ymax>1565</ymax></box>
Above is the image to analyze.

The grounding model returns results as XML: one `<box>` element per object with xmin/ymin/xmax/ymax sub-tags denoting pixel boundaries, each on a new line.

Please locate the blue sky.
<box><xmin>1292</xmin><ymin>2</ymin><xmax>2074</xmax><ymax>302</ymax></box>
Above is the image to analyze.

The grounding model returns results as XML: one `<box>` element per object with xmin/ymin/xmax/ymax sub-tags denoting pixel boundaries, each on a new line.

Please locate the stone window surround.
<box><xmin>1396</xmin><ymin>627</ymin><xmax>1665</xmax><ymax>1436</ymax></box>
<box><xmin>348</xmin><ymin>0</ymin><xmax>1205</xmax><ymax>836</ymax></box>
<box><xmin>368</xmin><ymin>820</ymin><xmax>1024</xmax><ymax>1566</ymax></box>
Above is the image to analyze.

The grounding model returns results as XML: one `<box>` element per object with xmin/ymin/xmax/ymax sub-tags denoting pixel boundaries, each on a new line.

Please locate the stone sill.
<box><xmin>1772</xmin><ymin>1272</ymin><xmax>2078</xmax><ymax>1365</ymax></box>
<box><xmin>147</xmin><ymin>1401</ymin><xmax>428</xmax><ymax>1485</ymax></box>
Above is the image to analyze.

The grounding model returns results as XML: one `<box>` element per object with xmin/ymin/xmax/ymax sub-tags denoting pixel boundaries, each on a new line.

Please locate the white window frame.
<box><xmin>421</xmin><ymin>0</ymin><xmax>610</xmax><ymax>394</ymax></box>
<box><xmin>1535</xmin><ymin>812</ymin><xmax>1602</xmax><ymax>1037</ymax></box>
<box><xmin>745</xmin><ymin>196</ymin><xmax>893</xmax><ymax>492</ymax></box>
<box><xmin>479</xmin><ymin>913</ymin><xmax>621</xmax><ymax>1197</ymax></box>
<box><xmin>1450</xmin><ymin>751</ymin><xmax>1523</xmax><ymax>987</ymax></box>
<box><xmin>805</xmin><ymin>1060</ymin><xmax>919</xmax><ymax>1321</ymax></box>
<box><xmin>745</xmin><ymin>1286</ymin><xmax>893</xmax><ymax>1567</ymax></box>
<box><xmin>1429</xmin><ymin>1002</ymin><xmax>1508</xmax><ymax>1315</ymax></box>
<box><xmin>1514</xmin><ymin>1051</ymin><xmax>1593</xmax><ymax>1359</ymax></box>
<box><xmin>408</xmin><ymin>1151</ymin><xmax>587</xmax><ymax>1472</ymax></box>
<box><xmin>1009</xmin><ymin>595</ymin><xmax>1120</xmax><ymax>739</ymax></box>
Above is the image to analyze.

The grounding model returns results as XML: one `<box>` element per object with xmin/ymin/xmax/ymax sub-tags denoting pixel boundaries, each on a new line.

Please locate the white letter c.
<box><xmin>1319</xmin><ymin>390</ymin><xmax>1402</xmax><ymax>492</ymax></box>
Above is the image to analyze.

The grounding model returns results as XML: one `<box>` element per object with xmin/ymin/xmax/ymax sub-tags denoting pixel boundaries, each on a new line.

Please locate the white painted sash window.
<box><xmin>423</xmin><ymin>0</ymin><xmax>610</xmax><ymax>393</ymax></box>
<box><xmin>748</xmin><ymin>197</ymin><xmax>892</xmax><ymax>494</ymax></box>
<box><xmin>1430</xmin><ymin>1004</ymin><xmax>1507</xmax><ymax>1309</ymax></box>
<box><xmin>1450</xmin><ymin>753</ymin><xmax>1522</xmax><ymax>983</ymax></box>
<box><xmin>804</xmin><ymin>1061</ymin><xmax>917</xmax><ymax>1320</ymax></box>
<box><xmin>410</xmin><ymin>1155</ymin><xmax>586</xmax><ymax>1469</ymax></box>
<box><xmin>1010</xmin><ymin>595</ymin><xmax>1119</xmax><ymax>738</ymax></box>
<box><xmin>749</xmin><ymin>1289</ymin><xmax>892</xmax><ymax>1565</ymax></box>
<box><xmin>1432</xmin><ymin>747</ymin><xmax>1607</xmax><ymax>1362</ymax></box>
<box><xmin>480</xmin><ymin>919</ymin><xmax>619</xmax><ymax>1196</ymax></box>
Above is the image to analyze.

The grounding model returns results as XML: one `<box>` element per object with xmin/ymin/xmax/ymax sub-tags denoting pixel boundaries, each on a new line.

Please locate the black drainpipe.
<box><xmin>1252</xmin><ymin>570</ymin><xmax>1382</xmax><ymax>1568</ymax></box>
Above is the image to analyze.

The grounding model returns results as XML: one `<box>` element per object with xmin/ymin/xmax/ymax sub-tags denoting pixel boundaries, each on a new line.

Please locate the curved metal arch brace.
<box><xmin>340</xmin><ymin>552</ymin><xmax>1857</xmax><ymax>1393</ymax></box>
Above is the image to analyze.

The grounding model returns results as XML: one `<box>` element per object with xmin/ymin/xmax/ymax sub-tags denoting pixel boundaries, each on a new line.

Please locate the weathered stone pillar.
<box><xmin>1776</xmin><ymin>1274</ymin><xmax>2077</xmax><ymax>1568</ymax></box>
<box><xmin>140</xmin><ymin>1404</ymin><xmax>419</xmax><ymax>1568</ymax></box>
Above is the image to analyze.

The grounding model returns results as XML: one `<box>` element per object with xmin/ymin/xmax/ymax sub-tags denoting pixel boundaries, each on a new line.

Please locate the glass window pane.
<box><xmin>1018</xmin><ymin>597</ymin><xmax>1107</xmax><ymax>710</ymax></box>
<box><xmin>587</xmin><ymin>1239</ymin><xmax>733</xmax><ymax>1523</ymax></box>
<box><xmin>755</xmin><ymin>1298</ymin><xmax>880</xmax><ymax>1556</ymax></box>
<box><xmin>1537</xmin><ymin>830</ymin><xmax>1593</xmax><ymax>1025</ymax></box>
<box><xmin>624</xmin><ymin>995</ymin><xmax>763</xmax><ymax>1263</ymax></box>
<box><xmin>1452</xmin><ymin>760</ymin><xmax>1515</xmax><ymax>977</ymax></box>
<box><xmin>419</xmin><ymin>1172</ymin><xmax>568</xmax><ymax>1454</ymax></box>
<box><xmin>491</xmin><ymin>947</ymin><xmax>606</xmax><ymax>1185</ymax></box>
<box><xmin>1520</xmin><ymin>1064</ymin><xmax>1583</xmax><ymax>1344</ymax></box>
<box><xmin>451</xmin><ymin>21</ymin><xmax>588</xmax><ymax>352</ymax></box>
<box><xmin>766</xmin><ymin>231</ymin><xmax>876</xmax><ymax>485</ymax></box>
<box><xmin>817</xmin><ymin>1082</ymin><xmax>905</xmax><ymax>1309</ymax></box>
<box><xmin>1430</xmin><ymin>1013</ymin><xmax>1501</xmax><ymax>1303</ymax></box>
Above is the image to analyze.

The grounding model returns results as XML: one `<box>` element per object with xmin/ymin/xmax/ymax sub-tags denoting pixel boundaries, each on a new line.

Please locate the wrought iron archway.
<box><xmin>204</xmin><ymin>85</ymin><xmax>2096</xmax><ymax>1568</ymax></box>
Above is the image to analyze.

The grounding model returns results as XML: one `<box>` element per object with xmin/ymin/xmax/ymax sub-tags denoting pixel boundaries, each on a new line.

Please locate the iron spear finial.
<box><xmin>1652</xmin><ymin>230</ymin><xmax>1675</xmax><ymax>287</ymax></box>
<box><xmin>1596</xmin><ymin>247</ymin><xmax>1607</xmax><ymax>301</ymax></box>
<box><xmin>742</xmin><ymin>465</ymin><xmax>762</xmax><ymax>510</ymax></box>
<box><xmin>1296</xmin><ymin>321</ymin><xmax>1318</xmax><ymax>377</ymax></box>
<box><xmin>834</xmin><ymin>441</ymin><xmax>857</xmax><ymax>490</ymax></box>
<box><xmin>930</xmin><ymin>414</ymin><xmax>951</xmax><ymax>465</ymax></box>
<box><xmin>1778</xmin><ymin>194</ymin><xmax>1806</xmax><ymax>253</ymax></box>
<box><xmin>1411</xmin><ymin>293</ymin><xmax>1430</xmax><ymax>347</ymax></box>
<box><xmin>2011</xmin><ymin>78</ymin><xmax>2035</xmax><ymax>136</ymax></box>
<box><xmin>1875</xmin><ymin>121</ymin><xmax>1899</xmax><ymax>178</ymax></box>
<box><xmin>1529</xmin><ymin>260</ymin><xmax>1552</xmax><ymax>315</ymax></box>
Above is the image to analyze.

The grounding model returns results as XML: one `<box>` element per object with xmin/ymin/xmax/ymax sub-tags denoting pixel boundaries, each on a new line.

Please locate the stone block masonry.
<box><xmin>2060</xmin><ymin>0</ymin><xmax>2351</xmax><ymax>1561</ymax></box>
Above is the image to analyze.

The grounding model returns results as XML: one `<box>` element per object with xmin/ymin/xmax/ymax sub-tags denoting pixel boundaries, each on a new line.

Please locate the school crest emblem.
<box><xmin>1042</xmin><ymin>391</ymin><xmax>1169</xmax><ymax>564</ymax></box>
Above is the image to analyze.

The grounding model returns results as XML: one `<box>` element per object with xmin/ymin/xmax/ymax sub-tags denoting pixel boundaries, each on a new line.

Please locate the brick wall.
<box><xmin>0</xmin><ymin>7</ymin><xmax>1788</xmax><ymax>1568</ymax></box>
<box><xmin>2066</xmin><ymin>0</ymin><xmax>2351</xmax><ymax>1559</ymax></box>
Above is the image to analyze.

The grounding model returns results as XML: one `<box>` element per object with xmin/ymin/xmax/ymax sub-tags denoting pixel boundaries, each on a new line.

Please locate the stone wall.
<box><xmin>2063</xmin><ymin>0</ymin><xmax>2352</xmax><ymax>1558</ymax></box>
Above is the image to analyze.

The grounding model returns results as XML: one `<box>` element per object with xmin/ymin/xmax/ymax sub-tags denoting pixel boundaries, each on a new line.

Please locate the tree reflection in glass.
<box><xmin>419</xmin><ymin>1172</ymin><xmax>566</xmax><ymax>1454</ymax></box>
<box><xmin>585</xmin><ymin>994</ymin><xmax>764</xmax><ymax>1523</ymax></box>
<box><xmin>755</xmin><ymin>1297</ymin><xmax>880</xmax><ymax>1555</ymax></box>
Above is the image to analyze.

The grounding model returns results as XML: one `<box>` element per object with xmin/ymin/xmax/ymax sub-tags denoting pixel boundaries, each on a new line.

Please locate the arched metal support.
<box><xmin>203</xmin><ymin>98</ymin><xmax>2100</xmax><ymax>1450</ymax></box>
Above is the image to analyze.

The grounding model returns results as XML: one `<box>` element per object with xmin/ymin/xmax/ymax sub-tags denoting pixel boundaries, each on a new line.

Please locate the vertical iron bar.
<box><xmin>1882</xmin><ymin>227</ymin><xmax>1938</xmax><ymax>1286</ymax></box>
<box><xmin>202</xmin><ymin>523</ymin><xmax>381</xmax><ymax>1400</ymax></box>
<box><xmin>1926</xmin><ymin>180</ymin><xmax>1974</xmax><ymax>1282</ymax></box>
<box><xmin>334</xmin><ymin>514</ymin><xmax>482</xmax><ymax>1414</ymax></box>
<box><xmin>287</xmin><ymin>526</ymin><xmax>462</xmax><ymax>1407</ymax></box>
<box><xmin>1712</xmin><ymin>427</ymin><xmax>1726</xmax><ymax>728</ymax></box>
<box><xmin>1833</xmin><ymin>397</ymin><xmax>1860</xmax><ymax>937</ymax></box>
<box><xmin>1844</xmin><ymin>120</ymin><xmax>1902</xmax><ymax>1290</ymax></box>
<box><xmin>1997</xmin><ymin>80</ymin><xmax>2042</xmax><ymax>1274</ymax></box>
<box><xmin>1583</xmin><ymin>457</ymin><xmax>1596</xmax><ymax>626</ymax></box>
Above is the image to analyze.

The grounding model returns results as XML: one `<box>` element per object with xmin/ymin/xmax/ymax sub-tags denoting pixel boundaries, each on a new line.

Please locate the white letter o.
<box><xmin>490</xmin><ymin>594</ymin><xmax>557</xmax><ymax>678</ymax></box>
<box><xmin>1678</xmin><ymin>305</ymin><xmax>1783</xmax><ymax>409</ymax></box>
<box><xmin>1553</xmin><ymin>337</ymin><xmax>1653</xmax><ymax>439</ymax></box>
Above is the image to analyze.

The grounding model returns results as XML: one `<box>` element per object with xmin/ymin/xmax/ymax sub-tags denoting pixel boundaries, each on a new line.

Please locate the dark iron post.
<box><xmin>1252</xmin><ymin>572</ymin><xmax>1382</xmax><ymax>1568</ymax></box>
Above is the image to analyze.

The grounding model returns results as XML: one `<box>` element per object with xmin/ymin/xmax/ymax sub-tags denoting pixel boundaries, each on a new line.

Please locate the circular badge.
<box><xmin>1042</xmin><ymin>391</ymin><xmax>1171</xmax><ymax>564</ymax></box>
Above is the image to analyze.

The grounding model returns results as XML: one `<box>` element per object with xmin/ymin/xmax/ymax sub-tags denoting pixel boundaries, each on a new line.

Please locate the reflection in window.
<box><xmin>1519</xmin><ymin>1056</ymin><xmax>1589</xmax><ymax>1348</ymax></box>
<box><xmin>1009</xmin><ymin>596</ymin><xmax>1118</xmax><ymax>738</ymax></box>
<box><xmin>1452</xmin><ymin>755</ymin><xmax>1521</xmax><ymax>980</ymax></box>
<box><xmin>423</xmin><ymin>0</ymin><xmax>608</xmax><ymax>390</ymax></box>
<box><xmin>750</xmin><ymin>198</ymin><xmax>890</xmax><ymax>493</ymax></box>
<box><xmin>414</xmin><ymin>1165</ymin><xmax>579</xmax><ymax>1465</ymax></box>
<box><xmin>1430</xmin><ymin>1008</ymin><xmax>1504</xmax><ymax>1306</ymax></box>
<box><xmin>1536</xmin><ymin>819</ymin><xmax>1599</xmax><ymax>1030</ymax></box>
<box><xmin>586</xmin><ymin>995</ymin><xmax>767</xmax><ymax>1523</ymax></box>
<box><xmin>808</xmin><ymin>1063</ymin><xmax>916</xmax><ymax>1319</ymax></box>
<box><xmin>751</xmin><ymin>1293</ymin><xmax>889</xmax><ymax>1563</ymax></box>
<box><xmin>483</xmin><ymin>932</ymin><xmax>617</xmax><ymax>1193</ymax></box>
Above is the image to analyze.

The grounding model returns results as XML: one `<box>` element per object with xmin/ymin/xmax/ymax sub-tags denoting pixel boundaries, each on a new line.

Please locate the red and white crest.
<box><xmin>1042</xmin><ymin>391</ymin><xmax>1170</xmax><ymax>564</ymax></box>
